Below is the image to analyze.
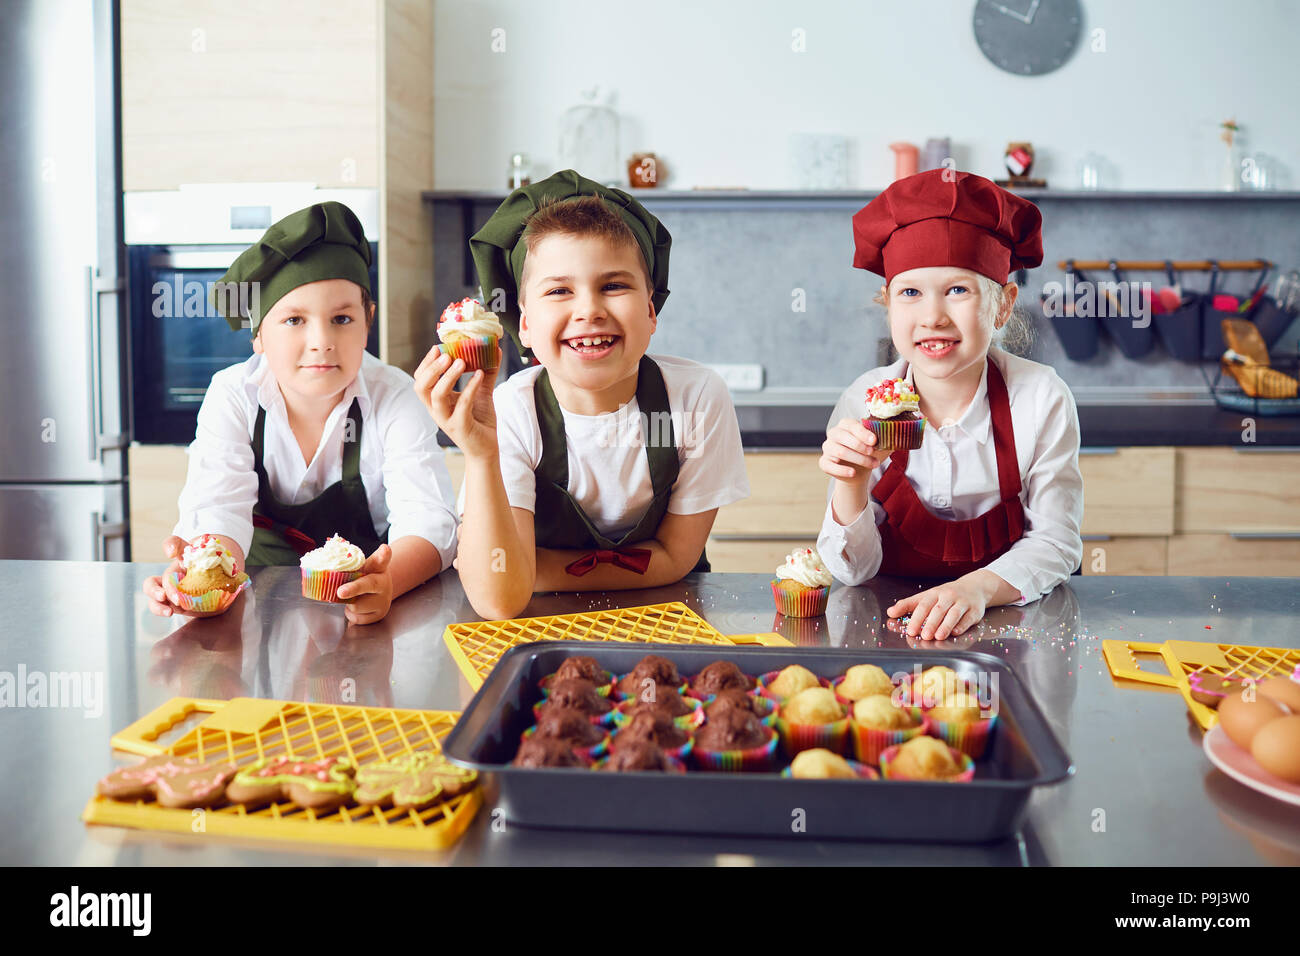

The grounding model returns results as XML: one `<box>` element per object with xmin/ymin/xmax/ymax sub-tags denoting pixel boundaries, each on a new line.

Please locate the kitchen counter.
<box><xmin>3</xmin><ymin>560</ymin><xmax>1298</xmax><ymax>866</ymax></box>
<box><xmin>737</xmin><ymin>402</ymin><xmax>1300</xmax><ymax>449</ymax></box>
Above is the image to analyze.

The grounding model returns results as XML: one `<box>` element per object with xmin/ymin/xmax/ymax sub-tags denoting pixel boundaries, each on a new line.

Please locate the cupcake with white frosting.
<box><xmin>770</xmin><ymin>547</ymin><xmax>832</xmax><ymax>618</ymax></box>
<box><xmin>168</xmin><ymin>534</ymin><xmax>250</xmax><ymax>613</ymax></box>
<box><xmin>860</xmin><ymin>376</ymin><xmax>925</xmax><ymax>453</ymax></box>
<box><xmin>300</xmin><ymin>534</ymin><xmax>367</xmax><ymax>603</ymax></box>
<box><xmin>435</xmin><ymin>298</ymin><xmax>503</xmax><ymax>372</ymax></box>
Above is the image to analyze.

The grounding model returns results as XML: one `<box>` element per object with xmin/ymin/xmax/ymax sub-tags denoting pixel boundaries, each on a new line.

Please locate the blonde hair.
<box><xmin>874</xmin><ymin>273</ymin><xmax>1035</xmax><ymax>356</ymax></box>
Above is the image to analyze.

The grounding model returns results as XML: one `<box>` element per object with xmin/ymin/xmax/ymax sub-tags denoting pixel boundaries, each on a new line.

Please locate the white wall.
<box><xmin>433</xmin><ymin>0</ymin><xmax>1300</xmax><ymax>191</ymax></box>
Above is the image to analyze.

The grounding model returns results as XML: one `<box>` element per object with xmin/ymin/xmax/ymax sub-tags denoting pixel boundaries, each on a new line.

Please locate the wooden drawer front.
<box><xmin>128</xmin><ymin>444</ymin><xmax>189</xmax><ymax>561</ymax></box>
<box><xmin>1177</xmin><ymin>448</ymin><xmax>1300</xmax><ymax>533</ymax></box>
<box><xmin>1078</xmin><ymin>537</ymin><xmax>1168</xmax><ymax>576</ymax></box>
<box><xmin>1079</xmin><ymin>447</ymin><xmax>1175</xmax><ymax>536</ymax></box>
<box><xmin>1167</xmin><ymin>533</ymin><xmax>1300</xmax><ymax>576</ymax></box>
<box><xmin>706</xmin><ymin>538</ymin><xmax>811</xmax><ymax>575</ymax></box>
<box><xmin>713</xmin><ymin>454</ymin><xmax>826</xmax><ymax>536</ymax></box>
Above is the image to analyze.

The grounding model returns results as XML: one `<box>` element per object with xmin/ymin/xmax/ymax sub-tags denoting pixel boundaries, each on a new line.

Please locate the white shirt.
<box><xmin>483</xmin><ymin>354</ymin><xmax>750</xmax><ymax>539</ymax></box>
<box><xmin>174</xmin><ymin>352</ymin><xmax>459</xmax><ymax>567</ymax></box>
<box><xmin>816</xmin><ymin>348</ymin><xmax>1084</xmax><ymax>605</ymax></box>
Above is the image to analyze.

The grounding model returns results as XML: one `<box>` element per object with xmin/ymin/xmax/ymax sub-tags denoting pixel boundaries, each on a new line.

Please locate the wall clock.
<box><xmin>972</xmin><ymin>0</ymin><xmax>1082</xmax><ymax>76</ymax></box>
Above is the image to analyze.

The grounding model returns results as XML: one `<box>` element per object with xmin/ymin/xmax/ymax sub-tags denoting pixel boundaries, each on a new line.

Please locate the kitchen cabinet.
<box><xmin>127</xmin><ymin>444</ymin><xmax>188</xmax><ymax>561</ymax></box>
<box><xmin>1176</xmin><ymin>448</ymin><xmax>1300</xmax><ymax>533</ymax></box>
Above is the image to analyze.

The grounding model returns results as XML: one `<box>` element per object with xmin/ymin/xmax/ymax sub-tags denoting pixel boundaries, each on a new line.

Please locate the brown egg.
<box><xmin>1257</xmin><ymin>677</ymin><xmax>1300</xmax><ymax>714</ymax></box>
<box><xmin>1250</xmin><ymin>715</ymin><xmax>1300</xmax><ymax>784</ymax></box>
<box><xmin>1217</xmin><ymin>693</ymin><xmax>1287</xmax><ymax>750</ymax></box>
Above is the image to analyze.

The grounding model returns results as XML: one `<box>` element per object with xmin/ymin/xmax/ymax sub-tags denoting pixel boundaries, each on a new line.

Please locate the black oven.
<box><xmin>128</xmin><ymin>243</ymin><xmax>379</xmax><ymax>444</ymax></box>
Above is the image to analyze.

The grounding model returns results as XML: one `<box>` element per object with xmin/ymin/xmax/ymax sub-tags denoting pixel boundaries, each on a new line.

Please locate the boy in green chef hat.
<box><xmin>414</xmin><ymin>170</ymin><xmax>749</xmax><ymax>620</ymax></box>
<box><xmin>142</xmin><ymin>201</ymin><xmax>459</xmax><ymax>625</ymax></box>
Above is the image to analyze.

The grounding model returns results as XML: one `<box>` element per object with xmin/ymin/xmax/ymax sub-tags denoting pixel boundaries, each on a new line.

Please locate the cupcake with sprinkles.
<box><xmin>167</xmin><ymin>534</ymin><xmax>250</xmax><ymax>613</ymax></box>
<box><xmin>435</xmin><ymin>297</ymin><xmax>503</xmax><ymax>372</ymax></box>
<box><xmin>300</xmin><ymin>533</ymin><xmax>366</xmax><ymax>603</ymax></box>
<box><xmin>861</xmin><ymin>375</ymin><xmax>925</xmax><ymax>453</ymax></box>
<box><xmin>771</xmin><ymin>547</ymin><xmax>832</xmax><ymax>617</ymax></box>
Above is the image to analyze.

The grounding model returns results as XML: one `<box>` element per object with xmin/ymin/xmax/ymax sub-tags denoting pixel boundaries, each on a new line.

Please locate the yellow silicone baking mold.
<box><xmin>443</xmin><ymin>602</ymin><xmax>791</xmax><ymax>690</ymax></box>
<box><xmin>83</xmin><ymin>696</ymin><xmax>481</xmax><ymax>851</ymax></box>
<box><xmin>1103</xmin><ymin>639</ymin><xmax>1300</xmax><ymax>731</ymax></box>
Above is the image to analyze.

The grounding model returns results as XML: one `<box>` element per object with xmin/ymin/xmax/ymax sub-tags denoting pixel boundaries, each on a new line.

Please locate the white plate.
<box><xmin>1203</xmin><ymin>724</ymin><xmax>1300</xmax><ymax>807</ymax></box>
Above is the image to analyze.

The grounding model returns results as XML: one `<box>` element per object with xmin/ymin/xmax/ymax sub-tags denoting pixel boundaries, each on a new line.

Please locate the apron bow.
<box><xmin>564</xmin><ymin>547</ymin><xmax>653</xmax><ymax>577</ymax></box>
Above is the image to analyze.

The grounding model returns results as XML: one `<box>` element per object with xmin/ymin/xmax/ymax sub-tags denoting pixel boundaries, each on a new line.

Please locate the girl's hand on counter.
<box><xmin>820</xmin><ymin>418</ymin><xmax>884</xmax><ymax>483</ymax></box>
<box><xmin>412</xmin><ymin>348</ymin><xmax>500</xmax><ymax>460</ymax></box>
<box><xmin>142</xmin><ymin>535</ymin><xmax>229</xmax><ymax>619</ymax></box>
<box><xmin>886</xmin><ymin>576</ymin><xmax>989</xmax><ymax>641</ymax></box>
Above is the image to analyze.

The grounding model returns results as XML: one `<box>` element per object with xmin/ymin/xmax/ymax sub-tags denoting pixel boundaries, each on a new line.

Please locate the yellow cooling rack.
<box><xmin>1103</xmin><ymin>639</ymin><xmax>1300</xmax><ymax>731</ymax></box>
<box><xmin>443</xmin><ymin>601</ymin><xmax>790</xmax><ymax>690</ymax></box>
<box><xmin>83</xmin><ymin>696</ymin><xmax>482</xmax><ymax>851</ymax></box>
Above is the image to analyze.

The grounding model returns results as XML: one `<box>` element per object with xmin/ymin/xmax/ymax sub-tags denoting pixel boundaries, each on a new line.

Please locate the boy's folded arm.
<box><xmin>385</xmin><ymin>535</ymin><xmax>442</xmax><ymax>598</ymax></box>
<box><xmin>533</xmin><ymin>509</ymin><xmax>717</xmax><ymax>592</ymax></box>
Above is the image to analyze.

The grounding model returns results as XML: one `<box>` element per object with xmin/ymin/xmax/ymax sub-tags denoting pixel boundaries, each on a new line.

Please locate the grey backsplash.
<box><xmin>430</xmin><ymin>194</ymin><xmax>1300</xmax><ymax>405</ymax></box>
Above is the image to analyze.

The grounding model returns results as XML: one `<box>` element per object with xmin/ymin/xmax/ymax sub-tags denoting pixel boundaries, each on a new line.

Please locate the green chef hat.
<box><xmin>469</xmin><ymin>169</ymin><xmax>671</xmax><ymax>359</ymax></box>
<box><xmin>213</xmin><ymin>201</ymin><xmax>372</xmax><ymax>333</ymax></box>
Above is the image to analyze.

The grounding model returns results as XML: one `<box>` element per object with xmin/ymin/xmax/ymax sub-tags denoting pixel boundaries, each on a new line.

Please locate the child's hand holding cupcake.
<box><xmin>145</xmin><ymin>534</ymin><xmax>250</xmax><ymax>618</ymax></box>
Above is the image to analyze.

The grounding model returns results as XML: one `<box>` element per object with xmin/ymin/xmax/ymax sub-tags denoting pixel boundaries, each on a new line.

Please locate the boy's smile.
<box><xmin>519</xmin><ymin>234</ymin><xmax>656</xmax><ymax>415</ymax></box>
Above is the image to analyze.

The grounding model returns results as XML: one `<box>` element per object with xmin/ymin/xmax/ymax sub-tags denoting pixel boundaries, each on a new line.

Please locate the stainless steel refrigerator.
<box><xmin>0</xmin><ymin>0</ymin><xmax>128</xmax><ymax>560</ymax></box>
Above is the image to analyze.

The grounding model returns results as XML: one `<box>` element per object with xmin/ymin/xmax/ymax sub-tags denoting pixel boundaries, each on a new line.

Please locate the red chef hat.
<box><xmin>852</xmin><ymin>169</ymin><xmax>1043</xmax><ymax>284</ymax></box>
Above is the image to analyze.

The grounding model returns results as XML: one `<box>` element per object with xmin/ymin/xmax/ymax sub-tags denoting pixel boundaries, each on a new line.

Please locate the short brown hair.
<box><xmin>519</xmin><ymin>195</ymin><xmax>653</xmax><ymax>294</ymax></box>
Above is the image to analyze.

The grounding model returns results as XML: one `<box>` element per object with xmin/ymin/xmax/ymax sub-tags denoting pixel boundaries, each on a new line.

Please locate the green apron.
<box><xmin>247</xmin><ymin>397</ymin><xmax>386</xmax><ymax>566</ymax></box>
<box><xmin>532</xmin><ymin>356</ymin><xmax>709</xmax><ymax>574</ymax></box>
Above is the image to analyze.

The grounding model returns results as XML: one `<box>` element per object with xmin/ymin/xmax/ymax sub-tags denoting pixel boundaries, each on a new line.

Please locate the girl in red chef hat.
<box><xmin>817</xmin><ymin>169</ymin><xmax>1083</xmax><ymax>639</ymax></box>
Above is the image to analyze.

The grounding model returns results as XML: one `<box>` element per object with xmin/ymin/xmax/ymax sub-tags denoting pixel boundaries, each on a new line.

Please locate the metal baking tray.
<box><xmin>442</xmin><ymin>642</ymin><xmax>1074</xmax><ymax>843</ymax></box>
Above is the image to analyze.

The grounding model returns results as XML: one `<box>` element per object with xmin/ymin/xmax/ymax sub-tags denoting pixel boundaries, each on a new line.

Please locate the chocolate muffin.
<box><xmin>554</xmin><ymin>655</ymin><xmax>607</xmax><ymax>685</ymax></box>
<box><xmin>602</xmin><ymin>741</ymin><xmax>674</xmax><ymax>772</ymax></box>
<box><xmin>512</xmin><ymin>735</ymin><xmax>586</xmax><ymax>768</ymax></box>
<box><xmin>613</xmin><ymin>710</ymin><xmax>689</xmax><ymax>751</ymax></box>
<box><xmin>692</xmin><ymin>660</ymin><xmax>754</xmax><ymax>696</ymax></box>
<box><xmin>543</xmin><ymin>677</ymin><xmax>613</xmax><ymax>717</ymax></box>
<box><xmin>532</xmin><ymin>706</ymin><xmax>605</xmax><ymax>748</ymax></box>
<box><xmin>616</xmin><ymin>654</ymin><xmax>685</xmax><ymax>698</ymax></box>
<box><xmin>623</xmin><ymin>693</ymin><xmax>694</xmax><ymax>721</ymax></box>
<box><xmin>694</xmin><ymin>708</ymin><xmax>770</xmax><ymax>752</ymax></box>
<box><xmin>705</xmin><ymin>688</ymin><xmax>763</xmax><ymax>720</ymax></box>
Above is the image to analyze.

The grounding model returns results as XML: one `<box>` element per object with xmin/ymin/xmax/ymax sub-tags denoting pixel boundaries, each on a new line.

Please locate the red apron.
<box><xmin>870</xmin><ymin>356</ymin><xmax>1025</xmax><ymax>578</ymax></box>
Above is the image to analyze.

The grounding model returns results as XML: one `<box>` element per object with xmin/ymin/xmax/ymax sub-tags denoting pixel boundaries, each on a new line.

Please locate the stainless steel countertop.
<box><xmin>2</xmin><ymin>560</ymin><xmax>1298</xmax><ymax>866</ymax></box>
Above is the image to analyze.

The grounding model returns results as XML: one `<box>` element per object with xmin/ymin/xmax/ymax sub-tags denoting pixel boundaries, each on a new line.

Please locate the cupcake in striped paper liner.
<box><xmin>167</xmin><ymin>534</ymin><xmax>250</xmax><ymax>614</ymax></box>
<box><xmin>609</xmin><ymin>710</ymin><xmax>694</xmax><ymax>764</ymax></box>
<box><xmin>925</xmin><ymin>693</ymin><xmax>998</xmax><ymax>760</ymax></box>
<box><xmin>898</xmin><ymin>665</ymin><xmax>970</xmax><ymax>709</ymax></box>
<box><xmin>703</xmin><ymin>688</ymin><xmax>779</xmax><ymax>729</ymax></box>
<box><xmin>538</xmin><ymin>655</ymin><xmax>613</xmax><ymax>698</ymax></box>
<box><xmin>299</xmin><ymin>534</ymin><xmax>365</xmax><ymax>603</ymax></box>
<box><xmin>691</xmin><ymin>708</ymin><xmax>781</xmax><ymax>772</ymax></box>
<box><xmin>771</xmin><ymin>547</ymin><xmax>831</xmax><ymax>618</ymax></box>
<box><xmin>781</xmin><ymin>749</ymin><xmax>879</xmax><ymax>781</ymax></box>
<box><xmin>594</xmin><ymin>742</ymin><xmax>688</xmax><ymax>773</ymax></box>
<box><xmin>685</xmin><ymin>660</ymin><xmax>757</xmax><ymax>701</ymax></box>
<box><xmin>512</xmin><ymin>734</ymin><xmax>592</xmax><ymax>769</ymax></box>
<box><xmin>533</xmin><ymin>677</ymin><xmax>616</xmax><ymax>727</ymax></box>
<box><xmin>831</xmin><ymin>663</ymin><xmax>898</xmax><ymax>707</ymax></box>
<box><xmin>613</xmin><ymin>653</ymin><xmax>688</xmax><ymax>702</ymax></box>
<box><xmin>775</xmin><ymin>687</ymin><xmax>852</xmax><ymax>757</ymax></box>
<box><xmin>879</xmin><ymin>737</ymin><xmax>975</xmax><ymax>782</ymax></box>
<box><xmin>860</xmin><ymin>376</ymin><xmax>925</xmax><ymax>454</ymax></box>
<box><xmin>521</xmin><ymin>709</ymin><xmax>610</xmax><ymax>764</ymax></box>
<box><xmin>435</xmin><ymin>297</ymin><xmax>502</xmax><ymax>373</ymax></box>
<box><xmin>756</xmin><ymin>664</ymin><xmax>830</xmax><ymax>703</ymax></box>
<box><xmin>614</xmin><ymin>694</ymin><xmax>705</xmax><ymax>732</ymax></box>
<box><xmin>848</xmin><ymin>694</ymin><xmax>931</xmax><ymax>766</ymax></box>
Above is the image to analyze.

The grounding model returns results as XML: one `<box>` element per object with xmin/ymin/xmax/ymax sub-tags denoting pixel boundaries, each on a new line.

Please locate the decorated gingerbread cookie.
<box><xmin>355</xmin><ymin>751</ymin><xmax>478</xmax><ymax>811</ymax></box>
<box><xmin>226</xmin><ymin>755</ymin><xmax>356</xmax><ymax>813</ymax></box>
<box><xmin>97</xmin><ymin>754</ymin><xmax>237</xmax><ymax>809</ymax></box>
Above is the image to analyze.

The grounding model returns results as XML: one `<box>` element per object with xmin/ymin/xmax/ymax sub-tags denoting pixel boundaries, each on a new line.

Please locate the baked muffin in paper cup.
<box><xmin>780</xmin><ymin>759</ymin><xmax>879</xmax><ymax>781</ymax></box>
<box><xmin>830</xmin><ymin>667</ymin><xmax>899</xmax><ymax>708</ymax></box>
<box><xmin>685</xmin><ymin>661</ymin><xmax>758</xmax><ymax>701</ymax></box>
<box><xmin>592</xmin><ymin>752</ymin><xmax>688</xmax><ymax>774</ymax></box>
<box><xmin>691</xmin><ymin>724</ymin><xmax>781</xmax><ymax>773</ymax></box>
<box><xmin>299</xmin><ymin>534</ymin><xmax>366</xmax><ymax>603</ymax></box>
<box><xmin>927</xmin><ymin>710</ymin><xmax>999</xmax><ymax>760</ymax></box>
<box><xmin>538</xmin><ymin>670</ymin><xmax>614</xmax><ymax>698</ymax></box>
<box><xmin>756</xmin><ymin>667</ymin><xmax>831</xmax><ymax>703</ymax></box>
<box><xmin>849</xmin><ymin>707</ymin><xmax>931</xmax><ymax>766</ymax></box>
<box><xmin>436</xmin><ymin>334</ymin><xmax>500</xmax><ymax>373</ymax></box>
<box><xmin>775</xmin><ymin>713</ymin><xmax>852</xmax><ymax>758</ymax></box>
<box><xmin>532</xmin><ymin>696</ymin><xmax>617</xmax><ymax>729</ymax></box>
<box><xmin>610</xmin><ymin>720</ymin><xmax>695</xmax><ymax>764</ymax></box>
<box><xmin>611</xmin><ymin>673</ymin><xmax>690</xmax><ymax>703</ymax></box>
<box><xmin>613</xmin><ymin>695</ymin><xmax>705</xmax><ymax>732</ymax></box>
<box><xmin>166</xmin><ymin>569</ymin><xmax>250</xmax><ymax>614</ymax></box>
<box><xmin>879</xmin><ymin>742</ymin><xmax>975</xmax><ymax>782</ymax></box>
<box><xmin>435</xmin><ymin>298</ymin><xmax>503</xmax><ymax>373</ymax></box>
<box><xmin>520</xmin><ymin>725</ymin><xmax>609</xmax><ymax>764</ymax></box>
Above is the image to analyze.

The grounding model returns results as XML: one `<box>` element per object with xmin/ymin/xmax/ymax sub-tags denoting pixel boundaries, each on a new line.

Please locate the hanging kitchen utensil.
<box><xmin>1098</xmin><ymin>259</ymin><xmax>1155</xmax><ymax>358</ymax></box>
<box><xmin>1202</xmin><ymin>261</ymin><xmax>1270</xmax><ymax>358</ymax></box>
<box><xmin>1041</xmin><ymin>259</ymin><xmax>1100</xmax><ymax>361</ymax></box>
<box><xmin>1151</xmin><ymin>259</ymin><xmax>1205</xmax><ymax>362</ymax></box>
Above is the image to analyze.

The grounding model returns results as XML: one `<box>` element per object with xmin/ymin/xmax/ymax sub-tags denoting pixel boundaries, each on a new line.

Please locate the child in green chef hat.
<box><xmin>415</xmin><ymin>170</ymin><xmax>749</xmax><ymax>620</ymax></box>
<box><xmin>142</xmin><ymin>202</ymin><xmax>459</xmax><ymax>625</ymax></box>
